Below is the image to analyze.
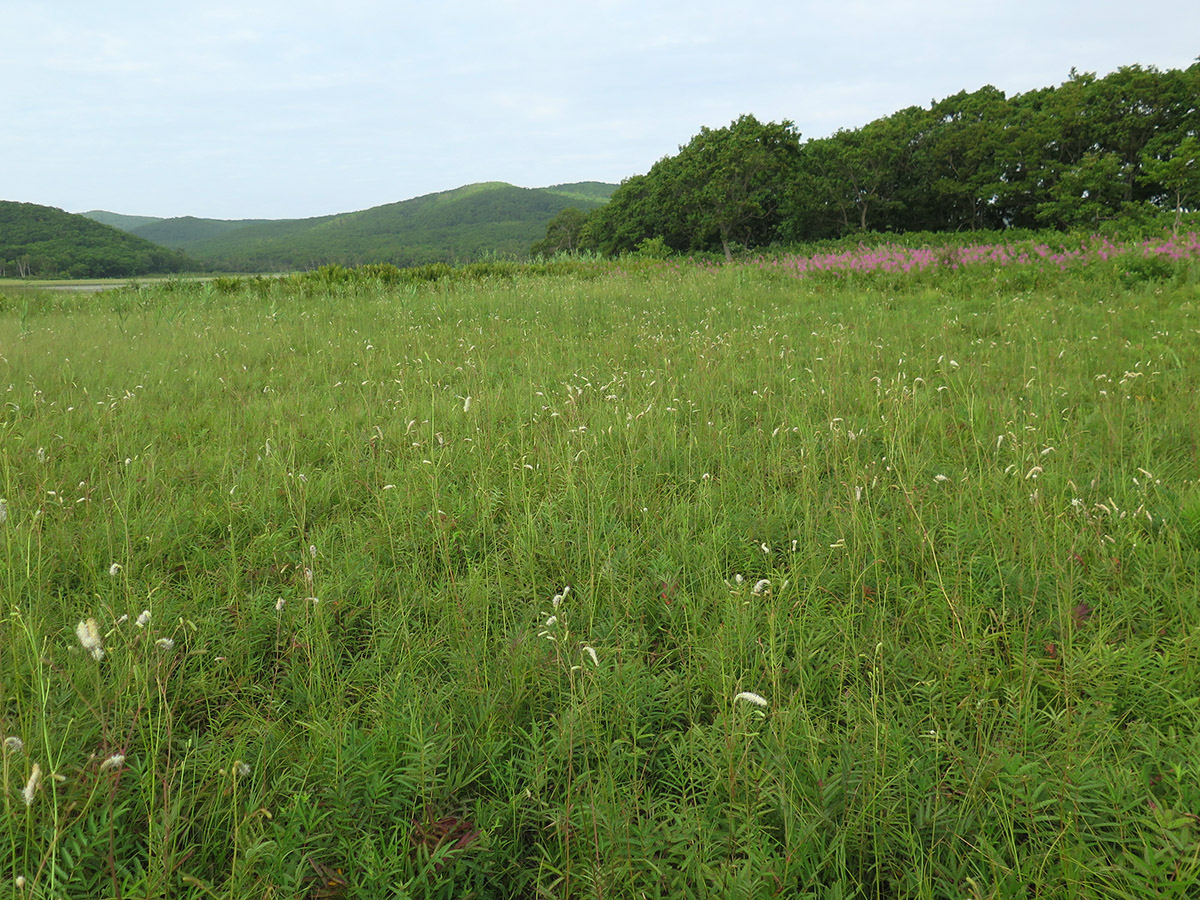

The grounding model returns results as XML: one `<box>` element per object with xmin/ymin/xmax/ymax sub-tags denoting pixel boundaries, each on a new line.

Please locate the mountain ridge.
<box><xmin>81</xmin><ymin>181</ymin><xmax>616</xmax><ymax>271</ymax></box>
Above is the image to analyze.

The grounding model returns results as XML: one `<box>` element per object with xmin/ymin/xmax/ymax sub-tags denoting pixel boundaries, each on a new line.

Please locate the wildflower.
<box><xmin>582</xmin><ymin>645</ymin><xmax>599</xmax><ymax>667</ymax></box>
<box><xmin>0</xmin><ymin>499</ymin><xmax>7</xmax><ymax>524</ymax></box>
<box><xmin>462</xmin><ymin>395</ymin><xmax>472</xmax><ymax>413</ymax></box>
<box><xmin>234</xmin><ymin>761</ymin><xmax>251</xmax><ymax>778</ymax></box>
<box><xmin>14</xmin><ymin>876</ymin><xmax>25</xmax><ymax>889</ymax></box>
<box><xmin>109</xmin><ymin>562</ymin><xmax>122</xmax><ymax>576</ymax></box>
<box><xmin>76</xmin><ymin>618</ymin><xmax>104</xmax><ymax>661</ymax></box>
<box><xmin>734</xmin><ymin>691</ymin><xmax>769</xmax><ymax>709</ymax></box>
<box><xmin>1025</xmin><ymin>466</ymin><xmax>1043</xmax><ymax>480</ymax></box>
<box><xmin>543</xmin><ymin>615</ymin><xmax>557</xmax><ymax>628</ymax></box>
<box><xmin>99</xmin><ymin>754</ymin><xmax>125</xmax><ymax>772</ymax></box>
<box><xmin>4</xmin><ymin>736</ymin><xmax>24</xmax><ymax>754</ymax></box>
<box><xmin>136</xmin><ymin>609</ymin><xmax>151</xmax><ymax>628</ymax></box>
<box><xmin>22</xmin><ymin>763</ymin><xmax>42</xmax><ymax>806</ymax></box>
<box><xmin>156</xmin><ymin>638</ymin><xmax>175</xmax><ymax>651</ymax></box>
<box><xmin>751</xmin><ymin>579</ymin><xmax>771</xmax><ymax>596</ymax></box>
<box><xmin>275</xmin><ymin>597</ymin><xmax>286</xmax><ymax>612</ymax></box>
<box><xmin>934</xmin><ymin>474</ymin><xmax>949</xmax><ymax>483</ymax></box>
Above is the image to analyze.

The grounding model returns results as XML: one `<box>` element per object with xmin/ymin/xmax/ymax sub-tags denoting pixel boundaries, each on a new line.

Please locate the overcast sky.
<box><xmin>4</xmin><ymin>1</ymin><xmax>1198</xmax><ymax>220</ymax></box>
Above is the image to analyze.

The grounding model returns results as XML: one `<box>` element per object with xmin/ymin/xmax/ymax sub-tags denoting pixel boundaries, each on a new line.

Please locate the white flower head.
<box><xmin>108</xmin><ymin>562</ymin><xmax>122</xmax><ymax>577</ymax></box>
<box><xmin>4</xmin><ymin>736</ymin><xmax>24</xmax><ymax>754</ymax></box>
<box><xmin>275</xmin><ymin>597</ymin><xmax>286</xmax><ymax>612</ymax></box>
<box><xmin>76</xmin><ymin>618</ymin><xmax>104</xmax><ymax>661</ymax></box>
<box><xmin>136</xmin><ymin>609</ymin><xmax>151</xmax><ymax>628</ymax></box>
<box><xmin>99</xmin><ymin>754</ymin><xmax>125</xmax><ymax>772</ymax></box>
<box><xmin>751</xmin><ymin>579</ymin><xmax>771</xmax><ymax>596</ymax></box>
<box><xmin>734</xmin><ymin>691</ymin><xmax>769</xmax><ymax>709</ymax></box>
<box><xmin>0</xmin><ymin>499</ymin><xmax>7</xmax><ymax>524</ymax></box>
<box><xmin>22</xmin><ymin>763</ymin><xmax>42</xmax><ymax>806</ymax></box>
<box><xmin>934</xmin><ymin>474</ymin><xmax>949</xmax><ymax>483</ymax></box>
<box><xmin>155</xmin><ymin>638</ymin><xmax>175</xmax><ymax>651</ymax></box>
<box><xmin>234</xmin><ymin>761</ymin><xmax>251</xmax><ymax>778</ymax></box>
<box><xmin>582</xmin><ymin>645</ymin><xmax>599</xmax><ymax>667</ymax></box>
<box><xmin>462</xmin><ymin>395</ymin><xmax>472</xmax><ymax>413</ymax></box>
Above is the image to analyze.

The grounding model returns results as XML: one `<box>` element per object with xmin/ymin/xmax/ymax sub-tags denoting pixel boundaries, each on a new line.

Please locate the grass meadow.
<box><xmin>2</xmin><ymin>249</ymin><xmax>1200</xmax><ymax>898</ymax></box>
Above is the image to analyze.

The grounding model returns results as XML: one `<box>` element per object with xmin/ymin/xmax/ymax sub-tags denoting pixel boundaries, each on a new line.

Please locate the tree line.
<box><xmin>536</xmin><ymin>62</ymin><xmax>1200</xmax><ymax>260</ymax></box>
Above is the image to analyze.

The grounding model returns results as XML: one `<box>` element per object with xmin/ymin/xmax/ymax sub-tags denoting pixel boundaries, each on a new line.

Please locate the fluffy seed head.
<box><xmin>99</xmin><ymin>754</ymin><xmax>125</xmax><ymax>772</ymax></box>
<box><xmin>734</xmin><ymin>691</ymin><xmax>769</xmax><ymax>709</ymax></box>
<box><xmin>76</xmin><ymin>618</ymin><xmax>104</xmax><ymax>661</ymax></box>
<box><xmin>22</xmin><ymin>763</ymin><xmax>42</xmax><ymax>806</ymax></box>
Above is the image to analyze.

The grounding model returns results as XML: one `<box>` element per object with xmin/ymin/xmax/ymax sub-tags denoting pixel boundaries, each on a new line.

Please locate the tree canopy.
<box><xmin>572</xmin><ymin>61</ymin><xmax>1200</xmax><ymax>256</ymax></box>
<box><xmin>0</xmin><ymin>202</ymin><xmax>193</xmax><ymax>278</ymax></box>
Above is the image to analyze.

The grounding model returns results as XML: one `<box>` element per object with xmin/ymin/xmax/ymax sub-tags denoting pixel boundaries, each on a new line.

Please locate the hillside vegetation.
<box><xmin>0</xmin><ymin>202</ymin><xmax>193</xmax><ymax>278</ymax></box>
<box><xmin>85</xmin><ymin>182</ymin><xmax>615</xmax><ymax>272</ymax></box>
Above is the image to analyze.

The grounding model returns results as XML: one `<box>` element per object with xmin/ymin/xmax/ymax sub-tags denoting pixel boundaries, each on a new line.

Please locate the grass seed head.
<box><xmin>22</xmin><ymin>763</ymin><xmax>42</xmax><ymax>806</ymax></box>
<box><xmin>734</xmin><ymin>691</ymin><xmax>769</xmax><ymax>709</ymax></box>
<box><xmin>76</xmin><ymin>618</ymin><xmax>104</xmax><ymax>661</ymax></box>
<box><xmin>99</xmin><ymin>754</ymin><xmax>125</xmax><ymax>772</ymax></box>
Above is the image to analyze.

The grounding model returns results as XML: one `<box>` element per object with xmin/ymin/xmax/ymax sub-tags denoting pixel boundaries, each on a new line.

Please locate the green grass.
<box><xmin>2</xmin><ymin>259</ymin><xmax>1200</xmax><ymax>899</ymax></box>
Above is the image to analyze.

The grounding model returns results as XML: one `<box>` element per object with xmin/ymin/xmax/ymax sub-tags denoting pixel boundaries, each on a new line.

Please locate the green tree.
<box><xmin>1036</xmin><ymin>150</ymin><xmax>1130</xmax><ymax>229</ymax></box>
<box><xmin>589</xmin><ymin>115</ymin><xmax>802</xmax><ymax>259</ymax></box>
<box><xmin>530</xmin><ymin>207</ymin><xmax>590</xmax><ymax>256</ymax></box>
<box><xmin>917</xmin><ymin>87</ymin><xmax>1009</xmax><ymax>230</ymax></box>
<box><xmin>1142</xmin><ymin>136</ymin><xmax>1200</xmax><ymax>234</ymax></box>
<box><xmin>671</xmin><ymin>114</ymin><xmax>803</xmax><ymax>260</ymax></box>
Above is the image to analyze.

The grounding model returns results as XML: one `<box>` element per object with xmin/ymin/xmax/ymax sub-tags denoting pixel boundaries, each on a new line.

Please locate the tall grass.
<box><xmin>2</xmin><ymin>258</ymin><xmax>1200</xmax><ymax>898</ymax></box>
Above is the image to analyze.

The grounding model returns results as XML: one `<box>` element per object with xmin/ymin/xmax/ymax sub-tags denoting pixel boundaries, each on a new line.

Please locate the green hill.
<box><xmin>86</xmin><ymin>182</ymin><xmax>616</xmax><ymax>272</ymax></box>
<box><xmin>544</xmin><ymin>182</ymin><xmax>619</xmax><ymax>204</ymax></box>
<box><xmin>130</xmin><ymin>215</ymin><xmax>280</xmax><ymax>251</ymax></box>
<box><xmin>1</xmin><ymin>202</ymin><xmax>193</xmax><ymax>278</ymax></box>
<box><xmin>82</xmin><ymin>210</ymin><xmax>165</xmax><ymax>231</ymax></box>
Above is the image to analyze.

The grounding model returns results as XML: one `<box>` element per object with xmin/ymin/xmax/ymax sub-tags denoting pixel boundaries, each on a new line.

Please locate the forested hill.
<box><xmin>0</xmin><ymin>202</ymin><xmax>193</xmax><ymax>278</ymax></box>
<box><xmin>87</xmin><ymin>181</ymin><xmax>616</xmax><ymax>272</ymax></box>
<box><xmin>578</xmin><ymin>62</ymin><xmax>1200</xmax><ymax>258</ymax></box>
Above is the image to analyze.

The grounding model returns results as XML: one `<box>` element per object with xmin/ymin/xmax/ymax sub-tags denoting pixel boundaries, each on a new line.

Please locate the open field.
<box><xmin>3</xmin><ymin>247</ymin><xmax>1200</xmax><ymax>898</ymax></box>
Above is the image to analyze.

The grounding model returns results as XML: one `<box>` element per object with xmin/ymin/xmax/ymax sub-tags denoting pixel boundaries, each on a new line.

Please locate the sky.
<box><xmin>4</xmin><ymin>1</ymin><xmax>1198</xmax><ymax>220</ymax></box>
